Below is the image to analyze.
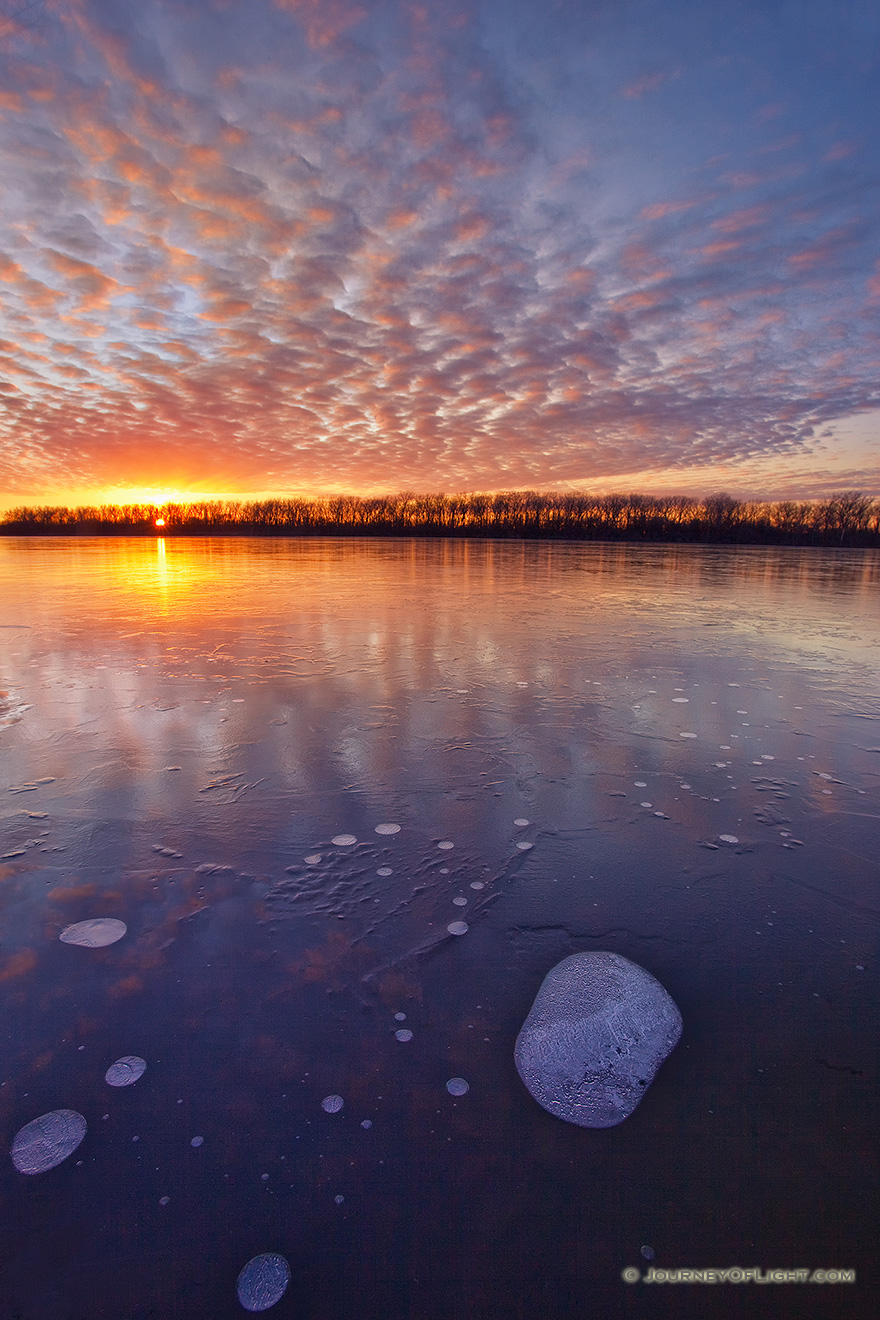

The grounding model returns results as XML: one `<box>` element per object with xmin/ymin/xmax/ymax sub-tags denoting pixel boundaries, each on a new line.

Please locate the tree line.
<box><xmin>2</xmin><ymin>490</ymin><xmax>878</xmax><ymax>546</ymax></box>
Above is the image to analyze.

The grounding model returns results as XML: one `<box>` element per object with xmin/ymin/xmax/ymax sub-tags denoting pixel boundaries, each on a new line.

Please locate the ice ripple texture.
<box><xmin>236</xmin><ymin>1253</ymin><xmax>291</xmax><ymax>1312</ymax></box>
<box><xmin>514</xmin><ymin>952</ymin><xmax>682</xmax><ymax>1128</ymax></box>
<box><xmin>10</xmin><ymin>1109</ymin><xmax>87</xmax><ymax>1174</ymax></box>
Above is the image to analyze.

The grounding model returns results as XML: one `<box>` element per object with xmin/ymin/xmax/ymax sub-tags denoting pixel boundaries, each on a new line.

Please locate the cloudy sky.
<box><xmin>0</xmin><ymin>0</ymin><xmax>878</xmax><ymax>508</ymax></box>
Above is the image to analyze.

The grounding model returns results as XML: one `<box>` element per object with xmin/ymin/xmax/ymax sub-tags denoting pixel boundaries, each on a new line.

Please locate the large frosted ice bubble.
<box><xmin>236</xmin><ymin>1253</ymin><xmax>291</xmax><ymax>1311</ymax></box>
<box><xmin>514</xmin><ymin>951</ymin><xmax>682</xmax><ymax>1128</ymax></box>
<box><xmin>11</xmin><ymin>1109</ymin><xmax>87</xmax><ymax>1174</ymax></box>
<box><xmin>59</xmin><ymin>918</ymin><xmax>127</xmax><ymax>947</ymax></box>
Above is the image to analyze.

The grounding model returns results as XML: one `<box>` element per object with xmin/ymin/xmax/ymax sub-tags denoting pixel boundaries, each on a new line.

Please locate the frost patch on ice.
<box><xmin>59</xmin><ymin>918</ymin><xmax>126</xmax><ymax>948</ymax></box>
<box><xmin>11</xmin><ymin>1110</ymin><xmax>86</xmax><ymax>1174</ymax></box>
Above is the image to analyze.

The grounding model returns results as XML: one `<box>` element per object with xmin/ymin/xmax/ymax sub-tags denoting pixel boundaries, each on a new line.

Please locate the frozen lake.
<box><xmin>0</xmin><ymin>536</ymin><xmax>877</xmax><ymax>1317</ymax></box>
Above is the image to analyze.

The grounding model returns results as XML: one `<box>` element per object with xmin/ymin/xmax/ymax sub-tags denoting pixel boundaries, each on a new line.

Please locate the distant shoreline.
<box><xmin>2</xmin><ymin>491</ymin><xmax>878</xmax><ymax>548</ymax></box>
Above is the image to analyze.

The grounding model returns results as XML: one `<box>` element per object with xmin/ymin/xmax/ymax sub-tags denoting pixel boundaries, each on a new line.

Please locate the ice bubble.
<box><xmin>719</xmin><ymin>834</ymin><xmax>739</xmax><ymax>844</ymax></box>
<box><xmin>437</xmin><ymin>840</ymin><xmax>454</xmax><ymax>850</ymax></box>
<box><xmin>640</xmin><ymin>802</ymin><xmax>652</xmax><ymax>808</ymax></box>
<box><xmin>394</xmin><ymin>1029</ymin><xmax>413</xmax><ymax>1042</ymax></box>
<box><xmin>374</xmin><ymin>823</ymin><xmax>400</xmax><ymax>835</ymax></box>
<box><xmin>321</xmin><ymin>1095</ymin><xmax>344</xmax><ymax>1113</ymax></box>
<box><xmin>360</xmin><ymin>1119</ymin><xmax>372</xmax><ymax>1128</ymax></box>
<box><xmin>377</xmin><ymin>867</ymin><xmax>393</xmax><ymax>877</ymax></box>
<box><xmin>334</xmin><ymin>1194</ymin><xmax>344</xmax><ymax>1204</ymax></box>
<box><xmin>159</xmin><ymin>1195</ymin><xmax>170</xmax><ymax>1206</ymax></box>
<box><xmin>513</xmin><ymin>818</ymin><xmax>530</xmax><ymax>827</ymax></box>
<box><xmin>446</xmin><ymin>1078</ymin><xmax>469</xmax><ymax>1096</ymax></box>
<box><xmin>11</xmin><ymin>1110</ymin><xmax>87</xmax><ymax>1174</ymax></box>
<box><xmin>641</xmin><ymin>1245</ymin><xmax>656</xmax><ymax>1261</ymax></box>
<box><xmin>452</xmin><ymin>897</ymin><xmax>468</xmax><ymax>906</ymax></box>
<box><xmin>634</xmin><ymin>781</ymin><xmax>647</xmax><ymax>788</ymax></box>
<box><xmin>59</xmin><ymin>918</ymin><xmax>127</xmax><ymax>948</ymax></box>
<box><xmin>447</xmin><ymin>921</ymin><xmax>468</xmax><ymax>935</ymax></box>
<box><xmin>236</xmin><ymin>1253</ymin><xmax>291</xmax><ymax>1312</ymax></box>
<box><xmin>190</xmin><ymin>1136</ymin><xmax>204</xmax><ymax>1147</ymax></box>
<box><xmin>105</xmin><ymin>1056</ymin><xmax>147</xmax><ymax>1087</ymax></box>
<box><xmin>672</xmin><ymin>697</ymin><xmax>689</xmax><ymax>703</ymax></box>
<box><xmin>515</xmin><ymin>841</ymin><xmax>533</xmax><ymax>850</ymax></box>
<box><xmin>331</xmin><ymin>835</ymin><xmax>356</xmax><ymax>847</ymax></box>
<box><xmin>394</xmin><ymin>1012</ymin><xmax>407</xmax><ymax>1020</ymax></box>
<box><xmin>469</xmin><ymin>881</ymin><xmax>485</xmax><ymax>890</ymax></box>
<box><xmin>304</xmin><ymin>854</ymin><xmax>322</xmax><ymax>865</ymax></box>
<box><xmin>679</xmin><ymin>732</ymin><xmax>697</xmax><ymax>739</ymax></box>
<box><xmin>515</xmin><ymin>952</ymin><xmax>682</xmax><ymax>1128</ymax></box>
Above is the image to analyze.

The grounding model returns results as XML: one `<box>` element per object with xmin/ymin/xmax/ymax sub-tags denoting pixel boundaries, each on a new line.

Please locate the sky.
<box><xmin>0</xmin><ymin>0</ymin><xmax>878</xmax><ymax>509</ymax></box>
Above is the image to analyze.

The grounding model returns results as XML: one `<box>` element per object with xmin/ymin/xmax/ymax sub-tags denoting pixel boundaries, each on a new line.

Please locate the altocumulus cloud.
<box><xmin>0</xmin><ymin>0</ymin><xmax>878</xmax><ymax>500</ymax></box>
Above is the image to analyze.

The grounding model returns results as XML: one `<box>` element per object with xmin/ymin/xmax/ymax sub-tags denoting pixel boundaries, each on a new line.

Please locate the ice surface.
<box><xmin>515</xmin><ymin>952</ymin><xmax>682</xmax><ymax>1128</ymax></box>
<box><xmin>11</xmin><ymin>1110</ymin><xmax>87</xmax><ymax>1174</ymax></box>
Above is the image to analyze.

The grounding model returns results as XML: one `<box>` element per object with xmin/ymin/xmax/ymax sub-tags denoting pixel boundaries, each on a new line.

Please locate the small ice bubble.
<box><xmin>672</xmin><ymin>697</ymin><xmax>689</xmax><ymax>703</ymax></box>
<box><xmin>394</xmin><ymin>1029</ymin><xmax>413</xmax><ymax>1042</ymax></box>
<box><xmin>437</xmin><ymin>840</ymin><xmax>454</xmax><ymax>850</ymax></box>
<box><xmin>377</xmin><ymin>867</ymin><xmax>393</xmax><ymax>876</ymax></box>
<box><xmin>469</xmin><ymin>881</ymin><xmax>485</xmax><ymax>890</ymax></box>
<box><xmin>513</xmin><ymin>818</ymin><xmax>530</xmax><ymax>827</ymax></box>
<box><xmin>331</xmin><ymin>834</ymin><xmax>357</xmax><ymax>847</ymax></box>
<box><xmin>679</xmin><ymin>732</ymin><xmax>697</xmax><ymax>739</ymax></box>
<box><xmin>304</xmin><ymin>854</ymin><xmax>322</xmax><ymax>865</ymax></box>
<box><xmin>261</xmin><ymin>1173</ymin><xmax>269</xmax><ymax>1181</ymax></box>
<box><xmin>452</xmin><ymin>896</ymin><xmax>467</xmax><ymax>906</ymax></box>
<box><xmin>640</xmin><ymin>802</ymin><xmax>652</xmax><ymax>808</ymax></box>
<box><xmin>374</xmin><ymin>823</ymin><xmax>400</xmax><ymax>835</ymax></box>
<box><xmin>360</xmin><ymin>1119</ymin><xmax>372</xmax><ymax>1128</ymax></box>
<box><xmin>515</xmin><ymin>841</ymin><xmax>533</xmax><ymax>850</ymax></box>
<box><xmin>641</xmin><ymin>1245</ymin><xmax>656</xmax><ymax>1261</ymax></box>
<box><xmin>762</xmin><ymin>755</ymin><xmax>774</xmax><ymax>760</ymax></box>
<box><xmin>236</xmin><ymin>1253</ymin><xmax>291</xmax><ymax>1313</ymax></box>
<box><xmin>446</xmin><ymin>1077</ymin><xmax>469</xmax><ymax>1096</ymax></box>
<box><xmin>447</xmin><ymin>921</ymin><xmax>468</xmax><ymax>935</ymax></box>
<box><xmin>334</xmin><ymin>1194</ymin><xmax>345</xmax><ymax>1204</ymax></box>
<box><xmin>159</xmin><ymin>1195</ymin><xmax>170</xmax><ymax>1206</ymax></box>
<box><xmin>681</xmin><ymin>783</ymin><xmax>692</xmax><ymax>789</ymax></box>
<box><xmin>321</xmin><ymin>1095</ymin><xmax>344</xmax><ymax>1113</ymax></box>
<box><xmin>394</xmin><ymin>1012</ymin><xmax>406</xmax><ymax>1020</ymax></box>
<box><xmin>719</xmin><ymin>834</ymin><xmax>739</xmax><ymax>844</ymax></box>
<box><xmin>634</xmin><ymin>781</ymin><xmax>647</xmax><ymax>788</ymax></box>
<box><xmin>190</xmin><ymin>1136</ymin><xmax>204</xmax><ymax>1147</ymax></box>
